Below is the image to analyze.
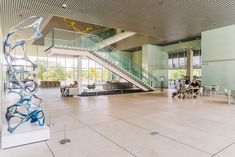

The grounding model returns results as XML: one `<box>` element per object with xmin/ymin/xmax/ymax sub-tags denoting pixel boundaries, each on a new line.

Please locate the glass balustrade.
<box><xmin>92</xmin><ymin>28</ymin><xmax>117</xmax><ymax>40</ymax></box>
<box><xmin>44</xmin><ymin>28</ymin><xmax>160</xmax><ymax>88</ymax></box>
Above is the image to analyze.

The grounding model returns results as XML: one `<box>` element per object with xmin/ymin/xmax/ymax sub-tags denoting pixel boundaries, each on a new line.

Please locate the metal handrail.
<box><xmin>80</xmin><ymin>32</ymin><xmax>159</xmax><ymax>83</ymax></box>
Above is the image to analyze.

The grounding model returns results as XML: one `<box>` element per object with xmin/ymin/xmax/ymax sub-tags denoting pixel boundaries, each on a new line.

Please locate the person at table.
<box><xmin>184</xmin><ymin>77</ymin><xmax>190</xmax><ymax>90</ymax></box>
<box><xmin>172</xmin><ymin>79</ymin><xmax>186</xmax><ymax>99</ymax></box>
<box><xmin>185</xmin><ymin>78</ymin><xmax>190</xmax><ymax>86</ymax></box>
<box><xmin>190</xmin><ymin>79</ymin><xmax>200</xmax><ymax>96</ymax></box>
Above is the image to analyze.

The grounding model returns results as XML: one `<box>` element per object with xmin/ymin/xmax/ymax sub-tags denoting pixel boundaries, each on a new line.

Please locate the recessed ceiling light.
<box><xmin>62</xmin><ymin>4</ymin><xmax>67</xmax><ymax>9</ymax></box>
<box><xmin>19</xmin><ymin>10</ymin><xmax>23</xmax><ymax>17</ymax></box>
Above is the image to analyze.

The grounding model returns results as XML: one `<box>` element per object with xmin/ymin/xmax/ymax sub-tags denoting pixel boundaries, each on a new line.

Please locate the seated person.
<box><xmin>70</xmin><ymin>81</ymin><xmax>78</xmax><ymax>88</ymax></box>
<box><xmin>172</xmin><ymin>80</ymin><xmax>186</xmax><ymax>99</ymax></box>
<box><xmin>63</xmin><ymin>81</ymin><xmax>78</xmax><ymax>96</ymax></box>
<box><xmin>185</xmin><ymin>78</ymin><xmax>190</xmax><ymax>87</ymax></box>
<box><xmin>190</xmin><ymin>80</ymin><xmax>200</xmax><ymax>96</ymax></box>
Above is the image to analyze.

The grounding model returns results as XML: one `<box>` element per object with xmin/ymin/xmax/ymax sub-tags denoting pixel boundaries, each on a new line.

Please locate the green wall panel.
<box><xmin>142</xmin><ymin>44</ymin><xmax>168</xmax><ymax>87</ymax></box>
<box><xmin>202</xmin><ymin>25</ymin><xmax>235</xmax><ymax>91</ymax></box>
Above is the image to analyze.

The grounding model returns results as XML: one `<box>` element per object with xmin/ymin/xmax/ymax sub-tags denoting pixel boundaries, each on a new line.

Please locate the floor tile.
<box><xmin>47</xmin><ymin>127</ymin><xmax>134</xmax><ymax>157</ymax></box>
<box><xmin>127</xmin><ymin>114</ymin><xmax>234</xmax><ymax>154</ymax></box>
<box><xmin>92</xmin><ymin>120</ymin><xmax>210</xmax><ymax>157</ymax></box>
<box><xmin>216</xmin><ymin>143</ymin><xmax>235</xmax><ymax>157</ymax></box>
<box><xmin>0</xmin><ymin>142</ymin><xmax>53</xmax><ymax>157</ymax></box>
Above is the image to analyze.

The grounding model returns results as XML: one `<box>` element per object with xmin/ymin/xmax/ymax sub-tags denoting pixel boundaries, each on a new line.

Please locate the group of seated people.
<box><xmin>172</xmin><ymin>78</ymin><xmax>200</xmax><ymax>99</ymax></box>
<box><xmin>60</xmin><ymin>81</ymin><xmax>78</xmax><ymax>96</ymax></box>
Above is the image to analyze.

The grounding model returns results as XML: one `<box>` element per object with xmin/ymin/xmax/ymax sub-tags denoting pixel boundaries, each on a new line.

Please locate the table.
<box><xmin>203</xmin><ymin>85</ymin><xmax>214</xmax><ymax>96</ymax></box>
<box><xmin>229</xmin><ymin>90</ymin><xmax>235</xmax><ymax>104</ymax></box>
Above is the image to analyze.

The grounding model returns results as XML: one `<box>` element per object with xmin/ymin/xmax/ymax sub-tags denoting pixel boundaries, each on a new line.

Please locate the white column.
<box><xmin>77</xmin><ymin>56</ymin><xmax>82</xmax><ymax>94</ymax></box>
<box><xmin>186</xmin><ymin>49</ymin><xmax>193</xmax><ymax>82</ymax></box>
<box><xmin>0</xmin><ymin>17</ymin><xmax>4</xmax><ymax>111</ymax></box>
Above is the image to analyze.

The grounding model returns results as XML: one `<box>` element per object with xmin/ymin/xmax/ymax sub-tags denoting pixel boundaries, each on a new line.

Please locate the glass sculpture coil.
<box><xmin>3</xmin><ymin>16</ymin><xmax>45</xmax><ymax>133</ymax></box>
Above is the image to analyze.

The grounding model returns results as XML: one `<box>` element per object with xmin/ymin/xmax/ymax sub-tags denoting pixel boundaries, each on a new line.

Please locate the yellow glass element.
<box><xmin>64</xmin><ymin>18</ymin><xmax>92</xmax><ymax>34</ymax></box>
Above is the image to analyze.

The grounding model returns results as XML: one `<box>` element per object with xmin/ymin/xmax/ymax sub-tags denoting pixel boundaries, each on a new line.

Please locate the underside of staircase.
<box><xmin>47</xmin><ymin>46</ymin><xmax>154</xmax><ymax>91</ymax></box>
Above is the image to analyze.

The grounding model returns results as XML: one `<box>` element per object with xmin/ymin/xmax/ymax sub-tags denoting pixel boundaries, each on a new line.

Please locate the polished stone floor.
<box><xmin>0</xmin><ymin>88</ymin><xmax>235</xmax><ymax>157</ymax></box>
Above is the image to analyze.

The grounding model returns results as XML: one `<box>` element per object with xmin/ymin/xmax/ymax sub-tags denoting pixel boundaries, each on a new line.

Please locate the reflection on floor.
<box><xmin>1</xmin><ymin>88</ymin><xmax>235</xmax><ymax>157</ymax></box>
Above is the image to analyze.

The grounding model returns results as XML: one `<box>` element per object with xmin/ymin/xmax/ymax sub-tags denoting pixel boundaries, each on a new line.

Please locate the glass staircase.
<box><xmin>45</xmin><ymin>28</ymin><xmax>160</xmax><ymax>91</ymax></box>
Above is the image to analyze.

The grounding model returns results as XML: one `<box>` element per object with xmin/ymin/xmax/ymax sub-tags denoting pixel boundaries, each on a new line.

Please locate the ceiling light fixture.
<box><xmin>19</xmin><ymin>10</ymin><xmax>23</xmax><ymax>17</ymax></box>
<box><xmin>62</xmin><ymin>3</ymin><xmax>67</xmax><ymax>9</ymax></box>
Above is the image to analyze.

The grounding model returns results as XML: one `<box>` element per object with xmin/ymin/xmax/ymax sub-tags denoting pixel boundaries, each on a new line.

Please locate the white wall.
<box><xmin>142</xmin><ymin>44</ymin><xmax>168</xmax><ymax>87</ymax></box>
<box><xmin>202</xmin><ymin>25</ymin><xmax>235</xmax><ymax>91</ymax></box>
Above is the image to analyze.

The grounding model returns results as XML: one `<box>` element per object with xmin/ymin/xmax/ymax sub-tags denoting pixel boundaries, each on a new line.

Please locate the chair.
<box><xmin>199</xmin><ymin>87</ymin><xmax>204</xmax><ymax>96</ymax></box>
<box><xmin>225</xmin><ymin>89</ymin><xmax>232</xmax><ymax>104</ymax></box>
<box><xmin>212</xmin><ymin>85</ymin><xmax>219</xmax><ymax>96</ymax></box>
<box><xmin>231</xmin><ymin>90</ymin><xmax>235</xmax><ymax>104</ymax></box>
<box><xmin>204</xmin><ymin>86</ymin><xmax>212</xmax><ymax>96</ymax></box>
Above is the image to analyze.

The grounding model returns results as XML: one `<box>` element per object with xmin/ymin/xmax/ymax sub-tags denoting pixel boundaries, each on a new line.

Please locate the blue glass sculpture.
<box><xmin>3</xmin><ymin>16</ymin><xmax>45</xmax><ymax>133</ymax></box>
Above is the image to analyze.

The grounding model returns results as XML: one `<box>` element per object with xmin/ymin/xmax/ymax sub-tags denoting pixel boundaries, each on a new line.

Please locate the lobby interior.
<box><xmin>1</xmin><ymin>0</ymin><xmax>235</xmax><ymax>157</ymax></box>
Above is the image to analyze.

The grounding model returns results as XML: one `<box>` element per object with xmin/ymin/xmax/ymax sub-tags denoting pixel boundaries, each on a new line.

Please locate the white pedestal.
<box><xmin>1</xmin><ymin>123</ymin><xmax>50</xmax><ymax>149</ymax></box>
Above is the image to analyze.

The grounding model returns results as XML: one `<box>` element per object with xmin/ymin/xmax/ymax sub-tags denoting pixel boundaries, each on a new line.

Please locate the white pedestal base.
<box><xmin>1</xmin><ymin>123</ymin><xmax>50</xmax><ymax>149</ymax></box>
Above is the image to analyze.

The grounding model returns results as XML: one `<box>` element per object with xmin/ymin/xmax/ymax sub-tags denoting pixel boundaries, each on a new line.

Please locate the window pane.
<box><xmin>73</xmin><ymin>57</ymin><xmax>78</xmax><ymax>67</ymax></box>
<box><xmin>55</xmin><ymin>66</ymin><xmax>66</xmax><ymax>82</ymax></box>
<box><xmin>57</xmin><ymin>56</ymin><xmax>65</xmax><ymax>67</ymax></box>
<box><xmin>96</xmin><ymin>62</ymin><xmax>102</xmax><ymax>68</ymax></box>
<box><xmin>89</xmin><ymin>68</ymin><xmax>96</xmax><ymax>84</ymax></box>
<box><xmin>48</xmin><ymin>57</ymin><xmax>56</xmax><ymax>67</ymax></box>
<box><xmin>82</xmin><ymin>69</ymin><xmax>89</xmax><ymax>85</ymax></box>
<box><xmin>168</xmin><ymin>59</ymin><xmax>172</xmax><ymax>68</ymax></box>
<box><xmin>168</xmin><ymin>69</ymin><xmax>186</xmax><ymax>80</ymax></box>
<box><xmin>66</xmin><ymin>67</ymin><xmax>73</xmax><ymax>85</ymax></box>
<box><xmin>95</xmin><ymin>69</ymin><xmax>103</xmax><ymax>85</ymax></box>
<box><xmin>193</xmin><ymin>69</ymin><xmax>202</xmax><ymax>78</ymax></box>
<box><xmin>47</xmin><ymin>67</ymin><xmax>57</xmax><ymax>81</ymax></box>
<box><xmin>36</xmin><ymin>58</ymin><xmax>47</xmax><ymax>81</ymax></box>
<box><xmin>89</xmin><ymin>59</ymin><xmax>96</xmax><ymax>68</ymax></box>
<box><xmin>73</xmin><ymin>68</ymin><xmax>78</xmax><ymax>81</ymax></box>
<box><xmin>82</xmin><ymin>57</ymin><xmax>89</xmax><ymax>68</ymax></box>
<box><xmin>103</xmin><ymin>68</ymin><xmax>109</xmax><ymax>83</ymax></box>
<box><xmin>66</xmin><ymin>57</ymin><xmax>74</xmax><ymax>67</ymax></box>
<box><xmin>179</xmin><ymin>57</ymin><xmax>186</xmax><ymax>67</ymax></box>
<box><xmin>172</xmin><ymin>58</ymin><xmax>178</xmax><ymax>68</ymax></box>
<box><xmin>28</xmin><ymin>56</ymin><xmax>38</xmax><ymax>63</ymax></box>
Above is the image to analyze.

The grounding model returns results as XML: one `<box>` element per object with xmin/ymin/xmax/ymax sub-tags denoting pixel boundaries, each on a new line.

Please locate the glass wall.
<box><xmin>2</xmin><ymin>43</ymin><xmax>126</xmax><ymax>89</ymax></box>
<box><xmin>168</xmin><ymin>52</ymin><xmax>187</xmax><ymax>85</ymax></box>
<box><xmin>168</xmin><ymin>50</ymin><xmax>202</xmax><ymax>86</ymax></box>
<box><xmin>192</xmin><ymin>50</ymin><xmax>202</xmax><ymax>79</ymax></box>
<box><xmin>81</xmin><ymin>56</ymin><xmax>125</xmax><ymax>88</ymax></box>
<box><xmin>2</xmin><ymin>43</ymin><xmax>78</xmax><ymax>87</ymax></box>
<box><xmin>168</xmin><ymin>52</ymin><xmax>187</xmax><ymax>69</ymax></box>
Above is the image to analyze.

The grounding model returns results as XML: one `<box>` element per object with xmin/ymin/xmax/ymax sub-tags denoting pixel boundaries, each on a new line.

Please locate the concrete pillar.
<box><xmin>186</xmin><ymin>49</ymin><xmax>193</xmax><ymax>82</ymax></box>
<box><xmin>77</xmin><ymin>56</ymin><xmax>82</xmax><ymax>94</ymax></box>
